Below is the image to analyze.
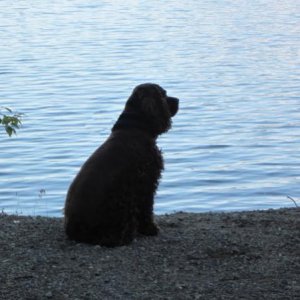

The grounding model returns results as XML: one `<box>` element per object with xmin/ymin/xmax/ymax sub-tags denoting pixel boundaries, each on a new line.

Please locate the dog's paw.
<box><xmin>138</xmin><ymin>222</ymin><xmax>159</xmax><ymax>236</ymax></box>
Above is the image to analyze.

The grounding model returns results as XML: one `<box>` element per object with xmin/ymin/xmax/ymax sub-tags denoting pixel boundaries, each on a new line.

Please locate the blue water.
<box><xmin>0</xmin><ymin>1</ymin><xmax>299</xmax><ymax>216</ymax></box>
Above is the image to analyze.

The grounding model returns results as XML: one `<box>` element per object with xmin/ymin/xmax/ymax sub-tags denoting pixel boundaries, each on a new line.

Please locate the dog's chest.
<box><xmin>136</xmin><ymin>144</ymin><xmax>163</xmax><ymax>180</ymax></box>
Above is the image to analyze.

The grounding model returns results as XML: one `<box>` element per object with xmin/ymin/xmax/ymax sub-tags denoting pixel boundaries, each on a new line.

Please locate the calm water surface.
<box><xmin>1</xmin><ymin>1</ymin><xmax>300</xmax><ymax>216</ymax></box>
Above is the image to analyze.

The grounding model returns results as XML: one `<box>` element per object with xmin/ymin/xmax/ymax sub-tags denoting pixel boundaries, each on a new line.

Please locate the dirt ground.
<box><xmin>0</xmin><ymin>208</ymin><xmax>299</xmax><ymax>299</ymax></box>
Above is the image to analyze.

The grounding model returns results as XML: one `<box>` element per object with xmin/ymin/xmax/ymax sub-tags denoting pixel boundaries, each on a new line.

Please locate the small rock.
<box><xmin>45</xmin><ymin>291</ymin><xmax>53</xmax><ymax>298</ymax></box>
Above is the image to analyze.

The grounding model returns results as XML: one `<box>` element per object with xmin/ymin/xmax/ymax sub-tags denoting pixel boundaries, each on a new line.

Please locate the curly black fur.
<box><xmin>64</xmin><ymin>83</ymin><xmax>179</xmax><ymax>247</ymax></box>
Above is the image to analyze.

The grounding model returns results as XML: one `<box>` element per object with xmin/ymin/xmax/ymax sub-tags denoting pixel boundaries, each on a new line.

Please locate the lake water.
<box><xmin>1</xmin><ymin>0</ymin><xmax>299</xmax><ymax>216</ymax></box>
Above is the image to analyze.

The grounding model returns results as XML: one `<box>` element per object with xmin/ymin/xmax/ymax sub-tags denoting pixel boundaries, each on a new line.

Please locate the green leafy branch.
<box><xmin>0</xmin><ymin>107</ymin><xmax>23</xmax><ymax>137</ymax></box>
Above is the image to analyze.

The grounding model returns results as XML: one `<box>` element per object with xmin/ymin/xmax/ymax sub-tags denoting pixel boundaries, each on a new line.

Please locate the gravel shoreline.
<box><xmin>1</xmin><ymin>208</ymin><xmax>299</xmax><ymax>299</ymax></box>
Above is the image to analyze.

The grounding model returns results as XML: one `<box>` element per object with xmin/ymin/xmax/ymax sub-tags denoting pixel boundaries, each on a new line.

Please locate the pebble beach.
<box><xmin>1</xmin><ymin>208</ymin><xmax>299</xmax><ymax>299</ymax></box>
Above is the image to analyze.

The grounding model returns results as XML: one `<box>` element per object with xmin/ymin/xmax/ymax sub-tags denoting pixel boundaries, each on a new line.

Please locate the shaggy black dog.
<box><xmin>64</xmin><ymin>83</ymin><xmax>179</xmax><ymax>247</ymax></box>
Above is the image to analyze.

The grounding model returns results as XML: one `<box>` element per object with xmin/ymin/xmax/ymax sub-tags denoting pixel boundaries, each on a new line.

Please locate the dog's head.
<box><xmin>125</xmin><ymin>83</ymin><xmax>179</xmax><ymax>135</ymax></box>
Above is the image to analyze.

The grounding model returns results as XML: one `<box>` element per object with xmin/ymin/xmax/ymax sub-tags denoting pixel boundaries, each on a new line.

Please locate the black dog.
<box><xmin>64</xmin><ymin>83</ymin><xmax>179</xmax><ymax>246</ymax></box>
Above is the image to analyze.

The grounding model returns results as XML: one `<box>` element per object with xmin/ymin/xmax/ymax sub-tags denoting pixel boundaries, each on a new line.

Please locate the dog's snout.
<box><xmin>167</xmin><ymin>97</ymin><xmax>179</xmax><ymax>117</ymax></box>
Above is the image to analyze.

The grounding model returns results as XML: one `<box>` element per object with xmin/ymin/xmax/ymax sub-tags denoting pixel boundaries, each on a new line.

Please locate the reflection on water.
<box><xmin>0</xmin><ymin>0</ymin><xmax>299</xmax><ymax>216</ymax></box>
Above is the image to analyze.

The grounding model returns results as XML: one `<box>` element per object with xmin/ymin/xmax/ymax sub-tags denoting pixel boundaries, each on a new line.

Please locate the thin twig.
<box><xmin>287</xmin><ymin>196</ymin><xmax>299</xmax><ymax>208</ymax></box>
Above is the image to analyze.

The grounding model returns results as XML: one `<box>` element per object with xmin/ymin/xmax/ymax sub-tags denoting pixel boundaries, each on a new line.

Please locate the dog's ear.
<box><xmin>126</xmin><ymin>84</ymin><xmax>161</xmax><ymax>114</ymax></box>
<box><xmin>139</xmin><ymin>84</ymin><xmax>165</xmax><ymax>116</ymax></box>
<box><xmin>132</xmin><ymin>85</ymin><xmax>144</xmax><ymax>101</ymax></box>
<box><xmin>126</xmin><ymin>86</ymin><xmax>145</xmax><ymax>109</ymax></box>
<box><xmin>141</xmin><ymin>96</ymin><xmax>160</xmax><ymax>116</ymax></box>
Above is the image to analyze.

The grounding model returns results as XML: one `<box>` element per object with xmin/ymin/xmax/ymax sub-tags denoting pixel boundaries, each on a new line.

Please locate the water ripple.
<box><xmin>0</xmin><ymin>0</ymin><xmax>299</xmax><ymax>216</ymax></box>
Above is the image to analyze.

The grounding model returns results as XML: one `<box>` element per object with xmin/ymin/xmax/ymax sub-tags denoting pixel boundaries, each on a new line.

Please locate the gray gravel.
<box><xmin>1</xmin><ymin>208</ymin><xmax>300</xmax><ymax>300</ymax></box>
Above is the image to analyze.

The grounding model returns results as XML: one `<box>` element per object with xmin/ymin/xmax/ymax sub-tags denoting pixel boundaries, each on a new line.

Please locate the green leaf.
<box><xmin>3</xmin><ymin>107</ymin><xmax>13</xmax><ymax>113</ymax></box>
<box><xmin>5</xmin><ymin>126</ymin><xmax>15</xmax><ymax>137</ymax></box>
<box><xmin>1</xmin><ymin>107</ymin><xmax>23</xmax><ymax>136</ymax></box>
